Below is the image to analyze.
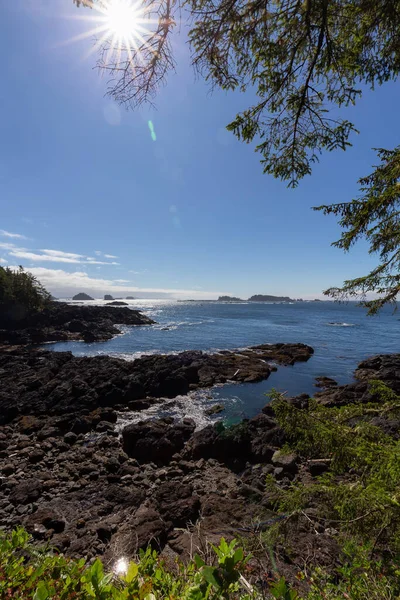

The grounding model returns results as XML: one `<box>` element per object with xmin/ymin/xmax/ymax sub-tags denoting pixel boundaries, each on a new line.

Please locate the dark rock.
<box><xmin>106</xmin><ymin>301</ymin><xmax>129</xmax><ymax>306</ymax></box>
<box><xmin>67</xmin><ymin>320</ymin><xmax>86</xmax><ymax>333</ymax></box>
<box><xmin>131</xmin><ymin>508</ymin><xmax>167</xmax><ymax>550</ymax></box>
<box><xmin>96</xmin><ymin>525</ymin><xmax>112</xmax><ymax>542</ymax></box>
<box><xmin>0</xmin><ymin>301</ymin><xmax>154</xmax><ymax>346</ymax></box>
<box><xmin>64</xmin><ymin>432</ymin><xmax>78</xmax><ymax>445</ymax></box>
<box><xmin>274</xmin><ymin>467</ymin><xmax>285</xmax><ymax>480</ymax></box>
<box><xmin>156</xmin><ymin>482</ymin><xmax>200</xmax><ymax>526</ymax></box>
<box><xmin>309</xmin><ymin>460</ymin><xmax>330</xmax><ymax>477</ymax></box>
<box><xmin>122</xmin><ymin>418</ymin><xmax>196</xmax><ymax>464</ymax></box>
<box><xmin>0</xmin><ymin>344</ymin><xmax>314</xmax><ymax>425</ymax></box>
<box><xmin>96</xmin><ymin>421</ymin><xmax>114</xmax><ymax>433</ymax></box>
<box><xmin>103</xmin><ymin>485</ymin><xmax>145</xmax><ymax>507</ymax></box>
<box><xmin>2</xmin><ymin>464</ymin><xmax>14</xmax><ymax>476</ymax></box>
<box><xmin>272</xmin><ymin>450</ymin><xmax>298</xmax><ymax>474</ymax></box>
<box><xmin>29</xmin><ymin>449</ymin><xmax>45</xmax><ymax>464</ymax></box>
<box><xmin>9</xmin><ymin>479</ymin><xmax>42</xmax><ymax>505</ymax></box>
<box><xmin>205</xmin><ymin>404</ymin><xmax>224</xmax><ymax>416</ymax></box>
<box><xmin>315</xmin><ymin>376</ymin><xmax>338</xmax><ymax>389</ymax></box>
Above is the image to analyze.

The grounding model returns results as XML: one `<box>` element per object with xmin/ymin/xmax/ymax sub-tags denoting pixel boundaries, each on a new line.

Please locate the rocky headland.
<box><xmin>1</xmin><ymin>337</ymin><xmax>399</xmax><ymax>585</ymax></box>
<box><xmin>0</xmin><ymin>301</ymin><xmax>154</xmax><ymax>345</ymax></box>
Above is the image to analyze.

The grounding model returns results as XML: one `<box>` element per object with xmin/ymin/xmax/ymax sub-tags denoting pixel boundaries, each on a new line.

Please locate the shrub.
<box><xmin>0</xmin><ymin>266</ymin><xmax>51</xmax><ymax>323</ymax></box>
<box><xmin>0</xmin><ymin>528</ymin><xmax>256</xmax><ymax>599</ymax></box>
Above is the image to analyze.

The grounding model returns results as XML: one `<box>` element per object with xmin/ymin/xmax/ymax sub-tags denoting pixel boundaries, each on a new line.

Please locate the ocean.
<box><xmin>46</xmin><ymin>300</ymin><xmax>399</xmax><ymax>427</ymax></box>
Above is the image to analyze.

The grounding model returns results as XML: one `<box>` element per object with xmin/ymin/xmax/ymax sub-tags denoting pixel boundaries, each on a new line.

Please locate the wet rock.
<box><xmin>315</xmin><ymin>377</ymin><xmax>338</xmax><ymax>389</ymax></box>
<box><xmin>0</xmin><ymin>344</ymin><xmax>314</xmax><ymax>425</ymax></box>
<box><xmin>96</xmin><ymin>421</ymin><xmax>114</xmax><ymax>433</ymax></box>
<box><xmin>205</xmin><ymin>404</ymin><xmax>224</xmax><ymax>416</ymax></box>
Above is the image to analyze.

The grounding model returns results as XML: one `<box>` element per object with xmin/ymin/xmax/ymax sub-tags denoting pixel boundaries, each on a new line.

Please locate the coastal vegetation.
<box><xmin>0</xmin><ymin>266</ymin><xmax>51</xmax><ymax>324</ymax></box>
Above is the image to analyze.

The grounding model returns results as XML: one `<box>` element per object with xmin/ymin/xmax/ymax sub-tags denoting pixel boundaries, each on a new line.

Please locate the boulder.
<box><xmin>9</xmin><ymin>479</ymin><xmax>42</xmax><ymax>505</ymax></box>
<box><xmin>272</xmin><ymin>450</ymin><xmax>298</xmax><ymax>474</ymax></box>
<box><xmin>315</xmin><ymin>376</ymin><xmax>338</xmax><ymax>389</ymax></box>
<box><xmin>122</xmin><ymin>418</ymin><xmax>196</xmax><ymax>464</ymax></box>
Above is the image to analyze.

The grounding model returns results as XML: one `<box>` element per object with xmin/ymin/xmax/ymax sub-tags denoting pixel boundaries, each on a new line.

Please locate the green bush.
<box><xmin>267</xmin><ymin>382</ymin><xmax>400</xmax><ymax>549</ymax></box>
<box><xmin>0</xmin><ymin>528</ymin><xmax>257</xmax><ymax>599</ymax></box>
<box><xmin>0</xmin><ymin>266</ymin><xmax>51</xmax><ymax>323</ymax></box>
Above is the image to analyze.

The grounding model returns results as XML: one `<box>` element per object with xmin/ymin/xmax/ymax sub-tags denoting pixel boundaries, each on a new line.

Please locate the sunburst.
<box><xmin>68</xmin><ymin>0</ymin><xmax>155</xmax><ymax>64</ymax></box>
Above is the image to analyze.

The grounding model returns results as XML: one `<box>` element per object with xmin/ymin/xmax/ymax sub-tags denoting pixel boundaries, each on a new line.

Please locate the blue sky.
<box><xmin>1</xmin><ymin>0</ymin><xmax>399</xmax><ymax>299</ymax></box>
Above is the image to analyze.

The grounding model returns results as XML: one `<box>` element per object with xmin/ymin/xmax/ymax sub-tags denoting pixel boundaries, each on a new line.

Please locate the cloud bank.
<box><xmin>8</xmin><ymin>266</ymin><xmax>227</xmax><ymax>299</ymax></box>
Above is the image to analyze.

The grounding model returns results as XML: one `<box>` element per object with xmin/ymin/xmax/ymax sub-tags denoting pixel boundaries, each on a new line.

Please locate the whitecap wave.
<box><xmin>326</xmin><ymin>322</ymin><xmax>356</xmax><ymax>327</ymax></box>
<box><xmin>115</xmin><ymin>389</ymin><xmax>242</xmax><ymax>431</ymax></box>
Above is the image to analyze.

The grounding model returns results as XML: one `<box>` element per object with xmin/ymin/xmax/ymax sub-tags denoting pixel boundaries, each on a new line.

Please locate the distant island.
<box><xmin>72</xmin><ymin>293</ymin><xmax>94</xmax><ymax>301</ymax></box>
<box><xmin>248</xmin><ymin>294</ymin><xmax>294</xmax><ymax>302</ymax></box>
<box><xmin>104</xmin><ymin>294</ymin><xmax>114</xmax><ymax>301</ymax></box>
<box><xmin>217</xmin><ymin>294</ymin><xmax>296</xmax><ymax>302</ymax></box>
<box><xmin>217</xmin><ymin>296</ymin><xmax>243</xmax><ymax>302</ymax></box>
<box><xmin>126</xmin><ymin>296</ymin><xmax>135</xmax><ymax>300</ymax></box>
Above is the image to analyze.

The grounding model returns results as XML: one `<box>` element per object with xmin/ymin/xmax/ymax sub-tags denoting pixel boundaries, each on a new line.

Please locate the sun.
<box><xmin>68</xmin><ymin>0</ymin><xmax>153</xmax><ymax>59</ymax></box>
<box><xmin>103</xmin><ymin>0</ymin><xmax>141</xmax><ymax>41</ymax></box>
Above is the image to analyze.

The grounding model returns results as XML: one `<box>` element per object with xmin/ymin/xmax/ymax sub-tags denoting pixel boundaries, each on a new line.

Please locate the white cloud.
<box><xmin>94</xmin><ymin>251</ymin><xmax>119</xmax><ymax>259</ymax></box>
<box><xmin>0</xmin><ymin>258</ymin><xmax>7</xmax><ymax>264</ymax></box>
<box><xmin>40</xmin><ymin>249</ymin><xmax>85</xmax><ymax>260</ymax></box>
<box><xmin>8</xmin><ymin>266</ymin><xmax>228</xmax><ymax>299</ymax></box>
<box><xmin>0</xmin><ymin>230</ymin><xmax>28</xmax><ymax>240</ymax></box>
<box><xmin>0</xmin><ymin>242</ymin><xmax>17</xmax><ymax>251</ymax></box>
<box><xmin>8</xmin><ymin>248</ymin><xmax>120</xmax><ymax>266</ymax></box>
<box><xmin>114</xmin><ymin>279</ymin><xmax>130</xmax><ymax>283</ymax></box>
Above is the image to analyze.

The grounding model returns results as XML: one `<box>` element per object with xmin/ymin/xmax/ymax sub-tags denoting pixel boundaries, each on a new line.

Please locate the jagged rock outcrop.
<box><xmin>0</xmin><ymin>302</ymin><xmax>154</xmax><ymax>345</ymax></box>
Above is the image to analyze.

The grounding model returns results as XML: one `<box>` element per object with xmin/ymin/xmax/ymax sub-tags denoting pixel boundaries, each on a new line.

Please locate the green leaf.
<box><xmin>201</xmin><ymin>566</ymin><xmax>222</xmax><ymax>589</ymax></box>
<box><xmin>90</xmin><ymin>558</ymin><xmax>104</xmax><ymax>584</ymax></box>
<box><xmin>124</xmin><ymin>562</ymin><xmax>139</xmax><ymax>583</ymax></box>
<box><xmin>233</xmin><ymin>548</ymin><xmax>244</xmax><ymax>564</ymax></box>
<box><xmin>194</xmin><ymin>554</ymin><xmax>205</xmax><ymax>569</ymax></box>
<box><xmin>33</xmin><ymin>582</ymin><xmax>49</xmax><ymax>600</ymax></box>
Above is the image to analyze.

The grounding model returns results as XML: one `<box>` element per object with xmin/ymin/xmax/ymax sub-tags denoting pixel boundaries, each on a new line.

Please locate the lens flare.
<box><xmin>113</xmin><ymin>556</ymin><xmax>128</xmax><ymax>575</ymax></box>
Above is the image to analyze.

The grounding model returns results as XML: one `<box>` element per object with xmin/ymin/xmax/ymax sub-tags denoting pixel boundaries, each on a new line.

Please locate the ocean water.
<box><xmin>46</xmin><ymin>300</ymin><xmax>399</xmax><ymax>426</ymax></box>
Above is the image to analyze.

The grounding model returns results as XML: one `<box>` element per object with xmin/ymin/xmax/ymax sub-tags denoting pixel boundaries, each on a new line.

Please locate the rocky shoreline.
<box><xmin>0</xmin><ymin>301</ymin><xmax>154</xmax><ymax>345</ymax></box>
<box><xmin>0</xmin><ymin>343</ymin><xmax>313</xmax><ymax>424</ymax></box>
<box><xmin>1</xmin><ymin>325</ymin><xmax>399</xmax><ymax>584</ymax></box>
